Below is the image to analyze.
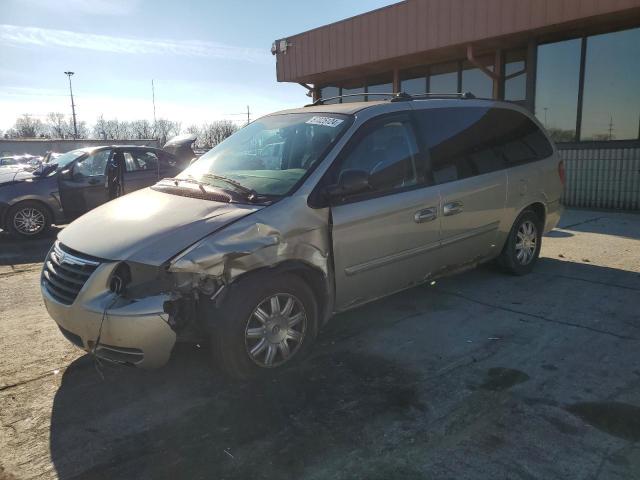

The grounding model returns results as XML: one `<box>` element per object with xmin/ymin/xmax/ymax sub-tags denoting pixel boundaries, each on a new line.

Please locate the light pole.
<box><xmin>64</xmin><ymin>71</ymin><xmax>78</xmax><ymax>139</ymax></box>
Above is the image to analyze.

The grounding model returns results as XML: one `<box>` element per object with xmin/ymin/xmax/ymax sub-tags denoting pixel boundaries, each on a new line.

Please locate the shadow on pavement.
<box><xmin>48</xmin><ymin>257</ymin><xmax>640</xmax><ymax>479</ymax></box>
<box><xmin>0</xmin><ymin>227</ymin><xmax>62</xmax><ymax>266</ymax></box>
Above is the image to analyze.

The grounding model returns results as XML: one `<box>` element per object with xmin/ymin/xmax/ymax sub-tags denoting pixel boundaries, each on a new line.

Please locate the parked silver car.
<box><xmin>41</xmin><ymin>95</ymin><xmax>563</xmax><ymax>378</ymax></box>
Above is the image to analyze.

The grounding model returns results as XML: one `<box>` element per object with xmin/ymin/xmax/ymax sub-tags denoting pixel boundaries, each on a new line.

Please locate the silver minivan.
<box><xmin>41</xmin><ymin>96</ymin><xmax>564</xmax><ymax>378</ymax></box>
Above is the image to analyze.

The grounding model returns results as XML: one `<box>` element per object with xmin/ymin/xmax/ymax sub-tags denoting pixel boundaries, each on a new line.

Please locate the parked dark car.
<box><xmin>0</xmin><ymin>145</ymin><xmax>180</xmax><ymax>237</ymax></box>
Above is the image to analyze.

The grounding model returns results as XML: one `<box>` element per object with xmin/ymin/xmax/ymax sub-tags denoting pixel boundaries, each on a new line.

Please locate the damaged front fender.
<box><xmin>168</xmin><ymin>197</ymin><xmax>332</xmax><ymax>288</ymax></box>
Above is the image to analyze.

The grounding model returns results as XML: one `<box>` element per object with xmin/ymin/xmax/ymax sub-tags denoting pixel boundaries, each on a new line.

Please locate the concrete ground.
<box><xmin>1</xmin><ymin>209</ymin><xmax>639</xmax><ymax>480</ymax></box>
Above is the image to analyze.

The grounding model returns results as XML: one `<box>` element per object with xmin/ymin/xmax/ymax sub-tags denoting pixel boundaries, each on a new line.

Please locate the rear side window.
<box><xmin>416</xmin><ymin>107</ymin><xmax>553</xmax><ymax>184</ymax></box>
<box><xmin>123</xmin><ymin>150</ymin><xmax>159</xmax><ymax>172</ymax></box>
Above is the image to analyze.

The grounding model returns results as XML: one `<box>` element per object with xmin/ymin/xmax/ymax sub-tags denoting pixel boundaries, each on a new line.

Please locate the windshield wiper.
<box><xmin>200</xmin><ymin>173</ymin><xmax>260</xmax><ymax>201</ymax></box>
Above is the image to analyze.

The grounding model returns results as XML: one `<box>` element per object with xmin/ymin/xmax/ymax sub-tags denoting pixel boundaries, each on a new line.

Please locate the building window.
<box><xmin>580</xmin><ymin>28</ymin><xmax>640</xmax><ymax>141</ymax></box>
<box><xmin>461</xmin><ymin>57</ymin><xmax>493</xmax><ymax>98</ymax></box>
<box><xmin>400</xmin><ymin>66</ymin><xmax>429</xmax><ymax>95</ymax></box>
<box><xmin>366</xmin><ymin>82</ymin><xmax>393</xmax><ymax>101</ymax></box>
<box><xmin>341</xmin><ymin>85</ymin><xmax>365</xmax><ymax>103</ymax></box>
<box><xmin>535</xmin><ymin>39</ymin><xmax>582</xmax><ymax>142</ymax></box>
<box><xmin>429</xmin><ymin>62</ymin><xmax>459</xmax><ymax>93</ymax></box>
<box><xmin>320</xmin><ymin>86</ymin><xmax>340</xmax><ymax>104</ymax></box>
<box><xmin>504</xmin><ymin>49</ymin><xmax>527</xmax><ymax>102</ymax></box>
<box><xmin>536</xmin><ymin>26</ymin><xmax>640</xmax><ymax>143</ymax></box>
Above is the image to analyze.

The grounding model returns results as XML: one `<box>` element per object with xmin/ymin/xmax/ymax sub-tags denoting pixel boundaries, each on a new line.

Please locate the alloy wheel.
<box><xmin>515</xmin><ymin>220</ymin><xmax>537</xmax><ymax>265</ymax></box>
<box><xmin>13</xmin><ymin>207</ymin><xmax>45</xmax><ymax>235</ymax></box>
<box><xmin>244</xmin><ymin>293</ymin><xmax>307</xmax><ymax>368</ymax></box>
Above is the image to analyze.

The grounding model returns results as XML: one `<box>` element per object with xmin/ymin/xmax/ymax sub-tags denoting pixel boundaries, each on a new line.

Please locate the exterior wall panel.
<box><xmin>276</xmin><ymin>0</ymin><xmax>640</xmax><ymax>83</ymax></box>
<box><xmin>559</xmin><ymin>145</ymin><xmax>640</xmax><ymax>210</ymax></box>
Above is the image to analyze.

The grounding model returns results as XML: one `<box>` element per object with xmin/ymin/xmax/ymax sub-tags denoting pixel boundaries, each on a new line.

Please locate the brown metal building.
<box><xmin>273</xmin><ymin>0</ymin><xmax>640</xmax><ymax>209</ymax></box>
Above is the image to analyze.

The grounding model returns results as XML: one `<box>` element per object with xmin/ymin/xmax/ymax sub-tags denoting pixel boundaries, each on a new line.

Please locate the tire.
<box><xmin>6</xmin><ymin>201</ymin><xmax>52</xmax><ymax>238</ymax></box>
<box><xmin>209</xmin><ymin>272</ymin><xmax>319</xmax><ymax>380</ymax></box>
<box><xmin>497</xmin><ymin>209</ymin><xmax>543</xmax><ymax>276</ymax></box>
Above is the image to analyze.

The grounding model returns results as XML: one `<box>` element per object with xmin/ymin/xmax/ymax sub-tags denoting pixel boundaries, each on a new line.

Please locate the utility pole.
<box><xmin>64</xmin><ymin>71</ymin><xmax>78</xmax><ymax>139</ymax></box>
<box><xmin>608</xmin><ymin>114</ymin><xmax>614</xmax><ymax>141</ymax></box>
<box><xmin>246</xmin><ymin>105</ymin><xmax>250</xmax><ymax>125</ymax></box>
<box><xmin>151</xmin><ymin>79</ymin><xmax>157</xmax><ymax>126</ymax></box>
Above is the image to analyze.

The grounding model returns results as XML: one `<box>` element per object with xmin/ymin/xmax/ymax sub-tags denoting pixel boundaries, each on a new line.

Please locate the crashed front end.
<box><xmin>41</xmin><ymin>196</ymin><xmax>331</xmax><ymax>368</ymax></box>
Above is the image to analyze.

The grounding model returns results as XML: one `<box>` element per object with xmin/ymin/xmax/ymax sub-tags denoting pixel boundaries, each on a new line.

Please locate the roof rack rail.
<box><xmin>305</xmin><ymin>91</ymin><xmax>475</xmax><ymax>106</ymax></box>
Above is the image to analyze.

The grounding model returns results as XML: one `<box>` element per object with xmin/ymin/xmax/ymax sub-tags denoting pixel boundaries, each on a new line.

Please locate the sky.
<box><xmin>0</xmin><ymin>0</ymin><xmax>396</xmax><ymax>132</ymax></box>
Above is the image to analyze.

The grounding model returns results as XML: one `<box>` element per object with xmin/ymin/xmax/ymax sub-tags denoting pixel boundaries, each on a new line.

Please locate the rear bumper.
<box><xmin>41</xmin><ymin>262</ymin><xmax>176</xmax><ymax>368</ymax></box>
<box><xmin>544</xmin><ymin>198</ymin><xmax>563</xmax><ymax>234</ymax></box>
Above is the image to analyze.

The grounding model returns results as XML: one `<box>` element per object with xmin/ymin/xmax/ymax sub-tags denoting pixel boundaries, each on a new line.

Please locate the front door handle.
<box><xmin>414</xmin><ymin>207</ymin><xmax>438</xmax><ymax>223</ymax></box>
<box><xmin>443</xmin><ymin>201</ymin><xmax>464</xmax><ymax>216</ymax></box>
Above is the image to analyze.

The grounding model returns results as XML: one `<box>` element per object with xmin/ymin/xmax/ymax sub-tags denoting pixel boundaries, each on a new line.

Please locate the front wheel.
<box><xmin>209</xmin><ymin>273</ymin><xmax>318</xmax><ymax>380</ymax></box>
<box><xmin>497</xmin><ymin>209</ymin><xmax>542</xmax><ymax>275</ymax></box>
<box><xmin>6</xmin><ymin>201</ymin><xmax>52</xmax><ymax>238</ymax></box>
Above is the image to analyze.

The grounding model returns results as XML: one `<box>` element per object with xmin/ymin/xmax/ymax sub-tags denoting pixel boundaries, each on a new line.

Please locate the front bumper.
<box><xmin>42</xmin><ymin>261</ymin><xmax>177</xmax><ymax>368</ymax></box>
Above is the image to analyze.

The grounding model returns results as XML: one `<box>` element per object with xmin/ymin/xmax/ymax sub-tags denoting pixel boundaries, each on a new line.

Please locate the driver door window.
<box><xmin>74</xmin><ymin>149</ymin><xmax>111</xmax><ymax>177</ymax></box>
<box><xmin>334</xmin><ymin>120</ymin><xmax>420</xmax><ymax>199</ymax></box>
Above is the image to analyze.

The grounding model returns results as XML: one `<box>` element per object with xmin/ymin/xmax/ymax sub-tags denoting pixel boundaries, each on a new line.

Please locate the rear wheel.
<box><xmin>497</xmin><ymin>209</ymin><xmax>542</xmax><ymax>275</ymax></box>
<box><xmin>210</xmin><ymin>273</ymin><xmax>318</xmax><ymax>380</ymax></box>
<box><xmin>6</xmin><ymin>201</ymin><xmax>51</xmax><ymax>238</ymax></box>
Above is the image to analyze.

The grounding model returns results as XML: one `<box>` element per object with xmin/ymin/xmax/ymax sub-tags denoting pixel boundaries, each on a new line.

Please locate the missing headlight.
<box><xmin>109</xmin><ymin>262</ymin><xmax>131</xmax><ymax>295</ymax></box>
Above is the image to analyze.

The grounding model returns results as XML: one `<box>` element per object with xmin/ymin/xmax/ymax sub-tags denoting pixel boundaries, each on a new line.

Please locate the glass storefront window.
<box><xmin>580</xmin><ymin>27</ymin><xmax>640</xmax><ymax>141</ymax></box>
<box><xmin>320</xmin><ymin>86</ymin><xmax>340</xmax><ymax>104</ymax></box>
<box><xmin>429</xmin><ymin>63</ymin><xmax>459</xmax><ymax>93</ymax></box>
<box><xmin>400</xmin><ymin>77</ymin><xmax>426</xmax><ymax>95</ymax></box>
<box><xmin>535</xmin><ymin>39</ymin><xmax>582</xmax><ymax>142</ymax></box>
<box><xmin>367</xmin><ymin>82</ymin><xmax>393</xmax><ymax>101</ymax></box>
<box><xmin>341</xmin><ymin>85</ymin><xmax>365</xmax><ymax>103</ymax></box>
<box><xmin>504</xmin><ymin>49</ymin><xmax>527</xmax><ymax>102</ymax></box>
<box><xmin>461</xmin><ymin>58</ymin><xmax>494</xmax><ymax>98</ymax></box>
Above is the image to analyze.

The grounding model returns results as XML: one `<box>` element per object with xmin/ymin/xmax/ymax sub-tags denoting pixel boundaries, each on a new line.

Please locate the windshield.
<box><xmin>54</xmin><ymin>149</ymin><xmax>89</xmax><ymax>169</ymax></box>
<box><xmin>179</xmin><ymin>112</ymin><xmax>351</xmax><ymax>197</ymax></box>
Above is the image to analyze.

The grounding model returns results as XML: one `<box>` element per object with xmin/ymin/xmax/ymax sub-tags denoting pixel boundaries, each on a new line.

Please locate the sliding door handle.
<box><xmin>443</xmin><ymin>201</ymin><xmax>464</xmax><ymax>216</ymax></box>
<box><xmin>414</xmin><ymin>207</ymin><xmax>438</xmax><ymax>223</ymax></box>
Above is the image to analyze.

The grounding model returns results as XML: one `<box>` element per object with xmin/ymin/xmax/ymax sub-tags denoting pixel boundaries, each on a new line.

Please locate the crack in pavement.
<box><xmin>0</xmin><ymin>368</ymin><xmax>67</xmax><ymax>393</ymax></box>
<box><xmin>435</xmin><ymin>288</ymin><xmax>638</xmax><ymax>341</ymax></box>
<box><xmin>534</xmin><ymin>271</ymin><xmax>640</xmax><ymax>292</ymax></box>
<box><xmin>559</xmin><ymin>216</ymin><xmax>606</xmax><ymax>230</ymax></box>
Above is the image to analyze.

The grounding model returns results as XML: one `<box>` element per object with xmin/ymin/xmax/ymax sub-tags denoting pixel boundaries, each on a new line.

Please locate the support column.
<box><xmin>493</xmin><ymin>49</ymin><xmax>503</xmax><ymax>100</ymax></box>
<box><xmin>393</xmin><ymin>68</ymin><xmax>400</xmax><ymax>93</ymax></box>
<box><xmin>525</xmin><ymin>38</ymin><xmax>537</xmax><ymax>113</ymax></box>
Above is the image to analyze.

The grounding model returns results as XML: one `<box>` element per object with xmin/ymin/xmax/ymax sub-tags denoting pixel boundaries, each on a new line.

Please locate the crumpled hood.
<box><xmin>58</xmin><ymin>187</ymin><xmax>263</xmax><ymax>265</ymax></box>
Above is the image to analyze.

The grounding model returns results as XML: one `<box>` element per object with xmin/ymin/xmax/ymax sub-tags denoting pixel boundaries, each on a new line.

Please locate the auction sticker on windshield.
<box><xmin>305</xmin><ymin>116</ymin><xmax>344</xmax><ymax>128</ymax></box>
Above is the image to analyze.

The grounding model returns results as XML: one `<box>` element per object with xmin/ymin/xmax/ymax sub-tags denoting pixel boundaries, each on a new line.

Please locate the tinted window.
<box><xmin>74</xmin><ymin>149</ymin><xmax>110</xmax><ymax>177</ymax></box>
<box><xmin>504</xmin><ymin>49</ymin><xmax>527</xmax><ymax>102</ymax></box>
<box><xmin>341</xmin><ymin>85</ymin><xmax>365</xmax><ymax>103</ymax></box>
<box><xmin>581</xmin><ymin>27</ymin><xmax>640</xmax><ymax>140</ymax></box>
<box><xmin>334</xmin><ymin>119</ymin><xmax>420</xmax><ymax>196</ymax></box>
<box><xmin>461</xmin><ymin>58</ymin><xmax>493</xmax><ymax>98</ymax></box>
<box><xmin>417</xmin><ymin>107</ymin><xmax>553</xmax><ymax>184</ymax></box>
<box><xmin>429</xmin><ymin>62</ymin><xmax>459</xmax><ymax>93</ymax></box>
<box><xmin>320</xmin><ymin>86</ymin><xmax>340</xmax><ymax>104</ymax></box>
<box><xmin>366</xmin><ymin>82</ymin><xmax>393</xmax><ymax>101</ymax></box>
<box><xmin>535</xmin><ymin>39</ymin><xmax>582</xmax><ymax>142</ymax></box>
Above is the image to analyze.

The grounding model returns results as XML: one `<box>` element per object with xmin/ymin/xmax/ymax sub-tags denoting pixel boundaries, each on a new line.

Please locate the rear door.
<box><xmin>415</xmin><ymin>106</ymin><xmax>508</xmax><ymax>267</ymax></box>
<box><xmin>121</xmin><ymin>148</ymin><xmax>161</xmax><ymax>194</ymax></box>
<box><xmin>58</xmin><ymin>148</ymin><xmax>112</xmax><ymax>219</ymax></box>
<box><xmin>329</xmin><ymin>113</ymin><xmax>441</xmax><ymax>310</ymax></box>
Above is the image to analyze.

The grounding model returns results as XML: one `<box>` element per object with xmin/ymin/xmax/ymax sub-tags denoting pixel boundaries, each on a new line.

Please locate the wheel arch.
<box><xmin>227</xmin><ymin>260</ymin><xmax>333</xmax><ymax>326</ymax></box>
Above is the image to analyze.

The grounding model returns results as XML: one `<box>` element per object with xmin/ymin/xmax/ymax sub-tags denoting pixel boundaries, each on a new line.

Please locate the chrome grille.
<box><xmin>42</xmin><ymin>242</ymin><xmax>101</xmax><ymax>305</ymax></box>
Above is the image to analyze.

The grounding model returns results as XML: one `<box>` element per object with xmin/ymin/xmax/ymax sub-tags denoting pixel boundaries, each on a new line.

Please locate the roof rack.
<box><xmin>306</xmin><ymin>91</ymin><xmax>475</xmax><ymax>106</ymax></box>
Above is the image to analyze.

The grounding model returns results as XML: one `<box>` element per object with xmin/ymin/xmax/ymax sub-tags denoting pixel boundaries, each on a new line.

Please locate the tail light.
<box><xmin>558</xmin><ymin>160</ymin><xmax>566</xmax><ymax>186</ymax></box>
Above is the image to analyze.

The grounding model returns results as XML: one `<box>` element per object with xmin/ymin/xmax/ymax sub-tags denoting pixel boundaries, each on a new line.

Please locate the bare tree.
<box><xmin>130</xmin><ymin>119</ymin><xmax>153</xmax><ymax>139</ymax></box>
<box><xmin>12</xmin><ymin>114</ymin><xmax>45</xmax><ymax>138</ymax></box>
<box><xmin>198</xmin><ymin>120</ymin><xmax>238</xmax><ymax>149</ymax></box>
<box><xmin>93</xmin><ymin>115</ymin><xmax>108</xmax><ymax>139</ymax></box>
<box><xmin>46</xmin><ymin>112</ymin><xmax>71</xmax><ymax>138</ymax></box>
<box><xmin>153</xmin><ymin>118</ymin><xmax>181</xmax><ymax>145</ymax></box>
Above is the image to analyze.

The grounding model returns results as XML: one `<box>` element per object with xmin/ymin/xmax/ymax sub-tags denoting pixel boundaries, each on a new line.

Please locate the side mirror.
<box><xmin>326</xmin><ymin>169</ymin><xmax>370</xmax><ymax>199</ymax></box>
